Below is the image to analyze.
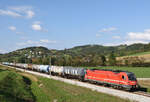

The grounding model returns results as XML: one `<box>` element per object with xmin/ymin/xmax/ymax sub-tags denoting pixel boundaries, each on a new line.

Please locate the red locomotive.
<box><xmin>84</xmin><ymin>69</ymin><xmax>139</xmax><ymax>90</ymax></box>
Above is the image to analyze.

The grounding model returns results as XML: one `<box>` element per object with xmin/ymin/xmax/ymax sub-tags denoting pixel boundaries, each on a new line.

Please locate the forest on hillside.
<box><xmin>1</xmin><ymin>43</ymin><xmax>150</xmax><ymax>67</ymax></box>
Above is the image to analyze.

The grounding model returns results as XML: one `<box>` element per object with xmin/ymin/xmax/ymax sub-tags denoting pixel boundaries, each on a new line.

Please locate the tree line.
<box><xmin>1</xmin><ymin>51</ymin><xmax>150</xmax><ymax>67</ymax></box>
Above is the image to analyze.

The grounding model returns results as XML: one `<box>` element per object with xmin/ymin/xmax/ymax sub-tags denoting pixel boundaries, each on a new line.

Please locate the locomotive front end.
<box><xmin>127</xmin><ymin>72</ymin><xmax>139</xmax><ymax>90</ymax></box>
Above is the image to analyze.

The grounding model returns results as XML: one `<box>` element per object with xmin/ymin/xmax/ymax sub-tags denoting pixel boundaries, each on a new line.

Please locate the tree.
<box><xmin>51</xmin><ymin>56</ymin><xmax>56</xmax><ymax>65</ymax></box>
<box><xmin>42</xmin><ymin>57</ymin><xmax>50</xmax><ymax>65</ymax></box>
<box><xmin>108</xmin><ymin>52</ymin><xmax>116</xmax><ymax>66</ymax></box>
<box><xmin>101</xmin><ymin>55</ymin><xmax>106</xmax><ymax>66</ymax></box>
<box><xmin>17</xmin><ymin>56</ymin><xmax>26</xmax><ymax>63</ymax></box>
<box><xmin>27</xmin><ymin>58</ymin><xmax>32</xmax><ymax>64</ymax></box>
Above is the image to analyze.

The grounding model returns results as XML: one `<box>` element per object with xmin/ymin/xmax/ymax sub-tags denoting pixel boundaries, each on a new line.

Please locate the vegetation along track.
<box><xmin>2</xmin><ymin>64</ymin><xmax>150</xmax><ymax>102</ymax></box>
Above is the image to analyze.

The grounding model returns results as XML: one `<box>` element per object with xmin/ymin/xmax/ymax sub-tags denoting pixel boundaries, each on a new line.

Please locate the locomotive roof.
<box><xmin>89</xmin><ymin>68</ymin><xmax>132</xmax><ymax>74</ymax></box>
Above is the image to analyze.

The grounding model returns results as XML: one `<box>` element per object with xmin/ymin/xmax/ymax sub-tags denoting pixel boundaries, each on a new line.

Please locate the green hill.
<box><xmin>1</xmin><ymin>43</ymin><xmax>150</xmax><ymax>66</ymax></box>
<box><xmin>57</xmin><ymin>43</ymin><xmax>150</xmax><ymax>57</ymax></box>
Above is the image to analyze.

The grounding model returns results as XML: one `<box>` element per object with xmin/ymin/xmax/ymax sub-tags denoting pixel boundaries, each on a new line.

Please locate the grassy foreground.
<box><xmin>87</xmin><ymin>66</ymin><xmax>150</xmax><ymax>78</ymax></box>
<box><xmin>0</xmin><ymin>65</ymin><xmax>132</xmax><ymax>102</ymax></box>
<box><xmin>0</xmin><ymin>69</ymin><xmax>36</xmax><ymax>102</ymax></box>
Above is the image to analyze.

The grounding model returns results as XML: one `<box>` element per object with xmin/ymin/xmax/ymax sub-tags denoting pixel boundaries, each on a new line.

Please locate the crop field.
<box><xmin>138</xmin><ymin>80</ymin><xmax>150</xmax><ymax>93</ymax></box>
<box><xmin>117</xmin><ymin>51</ymin><xmax>150</xmax><ymax>62</ymax></box>
<box><xmin>0</xmin><ymin>65</ymin><xmax>131</xmax><ymax>102</ymax></box>
<box><xmin>87</xmin><ymin>66</ymin><xmax>150</xmax><ymax>78</ymax></box>
<box><xmin>128</xmin><ymin>51</ymin><xmax>150</xmax><ymax>57</ymax></box>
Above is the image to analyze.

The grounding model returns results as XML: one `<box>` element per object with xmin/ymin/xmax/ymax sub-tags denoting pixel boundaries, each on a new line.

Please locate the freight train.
<box><xmin>2</xmin><ymin>62</ymin><xmax>139</xmax><ymax>90</ymax></box>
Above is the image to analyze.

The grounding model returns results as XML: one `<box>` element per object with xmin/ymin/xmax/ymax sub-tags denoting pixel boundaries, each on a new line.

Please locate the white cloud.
<box><xmin>112</xmin><ymin>36</ymin><xmax>121</xmax><ymax>39</ymax></box>
<box><xmin>127</xmin><ymin>29</ymin><xmax>150</xmax><ymax>40</ymax></box>
<box><xmin>99</xmin><ymin>27</ymin><xmax>117</xmax><ymax>33</ymax></box>
<box><xmin>0</xmin><ymin>6</ymin><xmax>35</xmax><ymax>19</ymax></box>
<box><xmin>8</xmin><ymin>26</ymin><xmax>16</xmax><ymax>31</ymax></box>
<box><xmin>123</xmin><ymin>29</ymin><xmax>150</xmax><ymax>45</ymax></box>
<box><xmin>40</xmin><ymin>39</ymin><xmax>50</xmax><ymax>43</ymax></box>
<box><xmin>31</xmin><ymin>21</ymin><xmax>48</xmax><ymax>32</ymax></box>
<box><xmin>104</xmin><ymin>40</ymin><xmax>149</xmax><ymax>46</ymax></box>
<box><xmin>0</xmin><ymin>49</ymin><xmax>6</xmax><ymax>54</ymax></box>
<box><xmin>0</xmin><ymin>9</ymin><xmax>21</xmax><ymax>17</ymax></box>
<box><xmin>101</xmin><ymin>28</ymin><xmax>150</xmax><ymax>46</ymax></box>
<box><xmin>32</xmin><ymin>24</ymin><xmax>42</xmax><ymax>31</ymax></box>
<box><xmin>8</xmin><ymin>26</ymin><xmax>24</xmax><ymax>34</ymax></box>
<box><xmin>26</xmin><ymin>10</ymin><xmax>34</xmax><ymax>18</ymax></box>
<box><xmin>9</xmin><ymin>6</ymin><xmax>35</xmax><ymax>19</ymax></box>
<box><xmin>40</xmin><ymin>39</ymin><xmax>57</xmax><ymax>43</ymax></box>
<box><xmin>124</xmin><ymin>40</ymin><xmax>149</xmax><ymax>45</ymax></box>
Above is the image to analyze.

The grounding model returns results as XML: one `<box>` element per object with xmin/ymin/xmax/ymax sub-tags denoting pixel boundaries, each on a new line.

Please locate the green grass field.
<box><xmin>0</xmin><ymin>65</ymin><xmax>131</xmax><ymax>102</ymax></box>
<box><xmin>125</xmin><ymin>51</ymin><xmax>150</xmax><ymax>57</ymax></box>
<box><xmin>0</xmin><ymin>69</ymin><xmax>36</xmax><ymax>102</ymax></box>
<box><xmin>86</xmin><ymin>66</ymin><xmax>150</xmax><ymax>78</ymax></box>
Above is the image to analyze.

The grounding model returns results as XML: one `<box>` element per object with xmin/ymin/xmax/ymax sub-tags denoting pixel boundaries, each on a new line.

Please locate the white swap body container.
<box><xmin>16</xmin><ymin>63</ymin><xmax>23</xmax><ymax>68</ymax></box>
<box><xmin>50</xmin><ymin>66</ymin><xmax>63</xmax><ymax>74</ymax></box>
<box><xmin>32</xmin><ymin>64</ymin><xmax>41</xmax><ymax>71</ymax></box>
<box><xmin>22</xmin><ymin>64</ymin><xmax>28</xmax><ymax>69</ymax></box>
<box><xmin>38</xmin><ymin>65</ymin><xmax>50</xmax><ymax>73</ymax></box>
<box><xmin>2</xmin><ymin>62</ymin><xmax>9</xmax><ymax>65</ymax></box>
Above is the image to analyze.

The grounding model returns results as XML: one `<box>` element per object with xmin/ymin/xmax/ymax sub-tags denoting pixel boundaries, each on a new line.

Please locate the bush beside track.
<box><xmin>0</xmin><ymin>65</ymin><xmax>132</xmax><ymax>102</ymax></box>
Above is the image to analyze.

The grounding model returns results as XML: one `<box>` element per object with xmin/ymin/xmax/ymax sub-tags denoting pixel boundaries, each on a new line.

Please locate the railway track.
<box><xmin>133</xmin><ymin>91</ymin><xmax>150</xmax><ymax>97</ymax></box>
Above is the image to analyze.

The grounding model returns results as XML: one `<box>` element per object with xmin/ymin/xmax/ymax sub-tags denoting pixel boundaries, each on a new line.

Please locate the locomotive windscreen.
<box><xmin>127</xmin><ymin>73</ymin><xmax>136</xmax><ymax>81</ymax></box>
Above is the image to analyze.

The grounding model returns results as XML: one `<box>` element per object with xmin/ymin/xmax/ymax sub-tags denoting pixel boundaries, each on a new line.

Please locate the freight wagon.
<box><xmin>50</xmin><ymin>66</ymin><xmax>63</xmax><ymax>76</ymax></box>
<box><xmin>63</xmin><ymin>67</ymin><xmax>86</xmax><ymax>81</ymax></box>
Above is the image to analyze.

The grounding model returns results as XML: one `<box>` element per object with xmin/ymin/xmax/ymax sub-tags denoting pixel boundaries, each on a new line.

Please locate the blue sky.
<box><xmin>1</xmin><ymin>0</ymin><xmax>150</xmax><ymax>53</ymax></box>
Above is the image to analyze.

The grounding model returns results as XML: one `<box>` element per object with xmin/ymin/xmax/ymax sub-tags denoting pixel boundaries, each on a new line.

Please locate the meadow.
<box><xmin>128</xmin><ymin>51</ymin><xmax>150</xmax><ymax>57</ymax></box>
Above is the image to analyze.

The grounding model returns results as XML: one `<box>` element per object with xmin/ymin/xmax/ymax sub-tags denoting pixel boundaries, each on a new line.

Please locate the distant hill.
<box><xmin>0</xmin><ymin>46</ymin><xmax>51</xmax><ymax>62</ymax></box>
<box><xmin>57</xmin><ymin>43</ymin><xmax>150</xmax><ymax>57</ymax></box>
<box><xmin>1</xmin><ymin>43</ymin><xmax>150</xmax><ymax>66</ymax></box>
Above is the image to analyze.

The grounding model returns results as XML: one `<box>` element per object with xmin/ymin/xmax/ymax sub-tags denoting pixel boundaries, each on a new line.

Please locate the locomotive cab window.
<box><xmin>127</xmin><ymin>73</ymin><xmax>136</xmax><ymax>81</ymax></box>
<box><xmin>122</xmin><ymin>75</ymin><xmax>126</xmax><ymax>80</ymax></box>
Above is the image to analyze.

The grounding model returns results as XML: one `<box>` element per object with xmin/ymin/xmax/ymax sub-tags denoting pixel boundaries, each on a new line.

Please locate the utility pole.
<box><xmin>49</xmin><ymin>56</ymin><xmax>51</xmax><ymax>66</ymax></box>
<box><xmin>49</xmin><ymin>55</ymin><xmax>51</xmax><ymax>75</ymax></box>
